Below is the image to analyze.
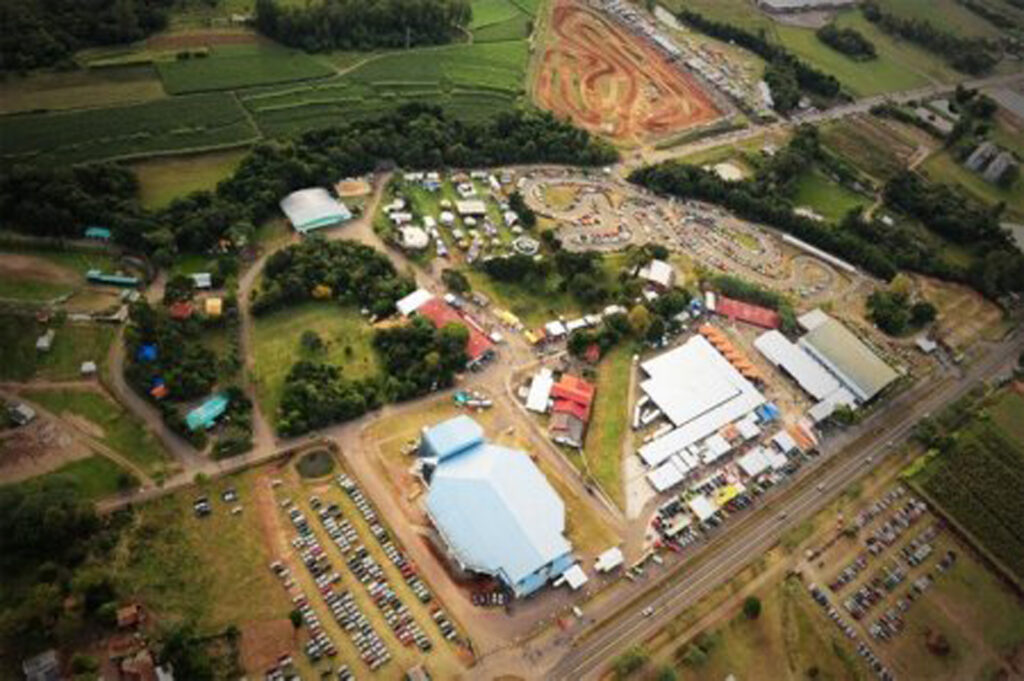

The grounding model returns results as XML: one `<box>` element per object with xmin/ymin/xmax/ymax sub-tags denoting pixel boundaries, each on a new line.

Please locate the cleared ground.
<box><xmin>534</xmin><ymin>1</ymin><xmax>721</xmax><ymax>146</ymax></box>
<box><xmin>252</xmin><ymin>303</ymin><xmax>379</xmax><ymax>421</ymax></box>
<box><xmin>820</xmin><ymin>114</ymin><xmax>923</xmax><ymax>182</ymax></box>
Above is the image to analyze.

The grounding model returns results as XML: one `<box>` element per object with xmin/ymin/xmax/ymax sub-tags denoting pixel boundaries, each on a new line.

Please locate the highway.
<box><xmin>549</xmin><ymin>331</ymin><xmax>1023</xmax><ymax>680</ymax></box>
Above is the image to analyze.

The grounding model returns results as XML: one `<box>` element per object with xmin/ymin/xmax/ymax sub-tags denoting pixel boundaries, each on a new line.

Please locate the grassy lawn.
<box><xmin>0</xmin><ymin>65</ymin><xmax>166</xmax><ymax>115</ymax></box>
<box><xmin>667</xmin><ymin>577</ymin><xmax>866</xmax><ymax>680</ymax></box>
<box><xmin>130</xmin><ymin>148</ymin><xmax>249</xmax><ymax>210</ymax></box>
<box><xmin>533</xmin><ymin>455</ymin><xmax>618</xmax><ymax>555</ymax></box>
<box><xmin>111</xmin><ymin>469</ymin><xmax>294</xmax><ymax>630</ymax></box>
<box><xmin>582</xmin><ymin>345</ymin><xmax>632</xmax><ymax>509</ymax></box>
<box><xmin>990</xmin><ymin>390</ymin><xmax>1024</xmax><ymax>445</ymax></box>
<box><xmin>36</xmin><ymin>324</ymin><xmax>117</xmax><ymax>381</ymax></box>
<box><xmin>252</xmin><ymin>303</ymin><xmax>379</xmax><ymax>420</ymax></box>
<box><xmin>791</xmin><ymin>170</ymin><xmax>870</xmax><ymax>222</ymax></box>
<box><xmin>874</xmin><ymin>0</ymin><xmax>1003</xmax><ymax>38</ymax></box>
<box><xmin>0</xmin><ymin>276</ymin><xmax>73</xmax><ymax>301</ymax></box>
<box><xmin>0</xmin><ymin>249</ymin><xmax>117</xmax><ymax>303</ymax></box>
<box><xmin>9</xmin><ymin>456</ymin><xmax>130</xmax><ymax>502</ymax></box>
<box><xmin>463</xmin><ymin>269</ymin><xmax>583</xmax><ymax>328</ymax></box>
<box><xmin>0</xmin><ymin>314</ymin><xmax>38</xmax><ymax>381</ymax></box>
<box><xmin>920</xmin><ymin>150</ymin><xmax>1024</xmax><ymax>221</ymax></box>
<box><xmin>23</xmin><ymin>387</ymin><xmax>171</xmax><ymax>477</ymax></box>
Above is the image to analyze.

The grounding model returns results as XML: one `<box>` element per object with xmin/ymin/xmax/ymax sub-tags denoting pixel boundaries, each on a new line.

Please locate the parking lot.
<box><xmin>265</xmin><ymin>462</ymin><xmax>469</xmax><ymax>679</ymax></box>
<box><xmin>802</xmin><ymin>484</ymin><xmax>975</xmax><ymax>681</ymax></box>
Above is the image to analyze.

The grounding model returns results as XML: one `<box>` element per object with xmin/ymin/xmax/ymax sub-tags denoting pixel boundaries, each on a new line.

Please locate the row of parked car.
<box><xmin>868</xmin><ymin>549</ymin><xmax>957</xmax><ymax>645</ymax></box>
<box><xmin>283</xmin><ymin>500</ymin><xmax>392</xmax><ymax>671</ymax></box>
<box><xmin>830</xmin><ymin>496</ymin><xmax>928</xmax><ymax>592</ymax></box>
<box><xmin>808</xmin><ymin>583</ymin><xmax>893</xmax><ymax>681</ymax></box>
<box><xmin>336</xmin><ymin>474</ymin><xmax>459</xmax><ymax>643</ymax></box>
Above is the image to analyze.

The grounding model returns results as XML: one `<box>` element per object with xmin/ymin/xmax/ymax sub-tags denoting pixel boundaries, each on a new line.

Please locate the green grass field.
<box><xmin>157</xmin><ymin>44</ymin><xmax>335</xmax><ymax>94</ymax></box>
<box><xmin>0</xmin><ymin>65</ymin><xmax>166</xmax><ymax>115</ymax></box>
<box><xmin>131</xmin><ymin>148</ymin><xmax>249</xmax><ymax>209</ymax></box>
<box><xmin>990</xmin><ymin>390</ymin><xmax>1024</xmax><ymax>448</ymax></box>
<box><xmin>473</xmin><ymin>12</ymin><xmax>532</xmax><ymax>42</ymax></box>
<box><xmin>110</xmin><ymin>469</ymin><xmax>294</xmax><ymax>630</ymax></box>
<box><xmin>791</xmin><ymin>170</ymin><xmax>870</xmax><ymax>222</ymax></box>
<box><xmin>252</xmin><ymin>303</ymin><xmax>379</xmax><ymax>419</ymax></box>
<box><xmin>582</xmin><ymin>345</ymin><xmax>632</xmax><ymax>508</ymax></box>
<box><xmin>873</xmin><ymin>0</ymin><xmax>1004</xmax><ymax>38</ymax></box>
<box><xmin>0</xmin><ymin>92</ymin><xmax>259</xmax><ymax>165</ymax></box>
<box><xmin>471</xmin><ymin>0</ymin><xmax>524</xmax><ymax>28</ymax></box>
<box><xmin>9</xmin><ymin>456</ymin><xmax>131</xmax><ymax>501</ymax></box>
<box><xmin>920</xmin><ymin>150</ymin><xmax>1024</xmax><ymax>221</ymax></box>
<box><xmin>0</xmin><ymin>315</ymin><xmax>115</xmax><ymax>382</ymax></box>
<box><xmin>24</xmin><ymin>387</ymin><xmax>171</xmax><ymax>476</ymax></box>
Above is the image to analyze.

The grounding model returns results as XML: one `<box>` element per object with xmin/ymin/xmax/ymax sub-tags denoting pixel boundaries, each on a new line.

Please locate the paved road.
<box><xmin>546</xmin><ymin>331</ymin><xmax>1023</xmax><ymax>680</ymax></box>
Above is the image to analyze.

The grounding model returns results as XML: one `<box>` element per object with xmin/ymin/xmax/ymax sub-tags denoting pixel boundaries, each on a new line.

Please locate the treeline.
<box><xmin>254</xmin><ymin>0</ymin><xmax>471</xmax><ymax>51</ymax></box>
<box><xmin>0</xmin><ymin>106</ymin><xmax>616</xmax><ymax>264</ymax></box>
<box><xmin>862</xmin><ymin>1</ymin><xmax>998</xmax><ymax>74</ymax></box>
<box><xmin>816</xmin><ymin>24</ymin><xmax>876</xmax><ymax>60</ymax></box>
<box><xmin>277</xmin><ymin>319</ymin><xmax>468</xmax><ymax>436</ymax></box>
<box><xmin>252</xmin><ymin>238</ymin><xmax>414</xmax><ymax>317</ymax></box>
<box><xmin>957</xmin><ymin>0</ymin><xmax>1018</xmax><ymax>29</ymax></box>
<box><xmin>480</xmin><ymin>249</ymin><xmax>615</xmax><ymax>307</ymax></box>
<box><xmin>0</xmin><ymin>0</ymin><xmax>172</xmax><ymax>71</ymax></box>
<box><xmin>675</xmin><ymin>9</ymin><xmax>841</xmax><ymax>113</ymax></box>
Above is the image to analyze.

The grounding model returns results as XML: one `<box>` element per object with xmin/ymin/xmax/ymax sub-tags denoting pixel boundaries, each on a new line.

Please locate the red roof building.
<box><xmin>415</xmin><ymin>298</ymin><xmax>493</xmax><ymax>362</ymax></box>
<box><xmin>168</xmin><ymin>301</ymin><xmax>194</xmax><ymax>320</ymax></box>
<box><xmin>715</xmin><ymin>296</ymin><xmax>780</xmax><ymax>329</ymax></box>
<box><xmin>550</xmin><ymin>374</ymin><xmax>595</xmax><ymax>422</ymax></box>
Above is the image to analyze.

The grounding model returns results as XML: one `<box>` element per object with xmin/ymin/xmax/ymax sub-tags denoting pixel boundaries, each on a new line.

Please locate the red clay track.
<box><xmin>534</xmin><ymin>1</ymin><xmax>722</xmax><ymax>145</ymax></box>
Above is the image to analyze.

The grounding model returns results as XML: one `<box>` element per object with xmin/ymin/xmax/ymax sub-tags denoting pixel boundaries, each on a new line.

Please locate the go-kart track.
<box><xmin>534</xmin><ymin>0</ymin><xmax>722</xmax><ymax>145</ymax></box>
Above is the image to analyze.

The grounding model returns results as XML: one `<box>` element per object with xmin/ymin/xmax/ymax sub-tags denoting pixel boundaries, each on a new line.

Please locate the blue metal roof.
<box><xmin>186</xmin><ymin>393</ymin><xmax>229</xmax><ymax>431</ymax></box>
<box><xmin>420</xmin><ymin>415</ymin><xmax>483</xmax><ymax>461</ymax></box>
<box><xmin>425</xmin><ymin>423</ymin><xmax>572</xmax><ymax>595</ymax></box>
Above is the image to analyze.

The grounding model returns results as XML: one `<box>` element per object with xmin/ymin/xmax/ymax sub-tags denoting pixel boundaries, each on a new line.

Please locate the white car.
<box><xmin>641</xmin><ymin>606</ymin><xmax>655</xmax><ymax>617</ymax></box>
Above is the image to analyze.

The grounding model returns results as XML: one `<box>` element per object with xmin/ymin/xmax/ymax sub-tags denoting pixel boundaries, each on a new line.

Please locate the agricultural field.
<box><xmin>243</xmin><ymin>41</ymin><xmax>528</xmax><ymax>137</ymax></box>
<box><xmin>911</xmin><ymin>389</ymin><xmax>1024</xmax><ymax>582</ymax></box>
<box><xmin>920</xmin><ymin>149</ymin><xmax>1024</xmax><ymax>221</ymax></box>
<box><xmin>0</xmin><ymin>92</ymin><xmax>259</xmax><ymax>166</ymax></box>
<box><xmin>581</xmin><ymin>345</ymin><xmax>633</xmax><ymax>508</ymax></box>
<box><xmin>820</xmin><ymin>114</ymin><xmax>923</xmax><ymax>182</ymax></box>
<box><xmin>872</xmin><ymin>0</ymin><xmax>1005</xmax><ymax>39</ymax></box>
<box><xmin>130</xmin><ymin>148</ymin><xmax>250</xmax><ymax>210</ymax></box>
<box><xmin>534</xmin><ymin>0</ymin><xmax>722</xmax><ymax>146</ymax></box>
<box><xmin>156</xmin><ymin>44</ymin><xmax>335</xmax><ymax>95</ymax></box>
<box><xmin>0</xmin><ymin>65</ymin><xmax>166</xmax><ymax>115</ymax></box>
<box><xmin>23</xmin><ymin>387</ymin><xmax>173</xmax><ymax>478</ymax></box>
<box><xmin>791</xmin><ymin>169</ymin><xmax>871</xmax><ymax>222</ymax></box>
<box><xmin>471</xmin><ymin>0</ymin><xmax>534</xmax><ymax>42</ymax></box>
<box><xmin>251</xmin><ymin>303</ymin><xmax>379</xmax><ymax>421</ymax></box>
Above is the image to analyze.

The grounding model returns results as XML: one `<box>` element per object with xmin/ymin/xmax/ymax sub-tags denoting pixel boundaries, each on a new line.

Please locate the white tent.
<box><xmin>595</xmin><ymin>547</ymin><xmax>624</xmax><ymax>573</ymax></box>
<box><xmin>396</xmin><ymin>288</ymin><xmax>433</xmax><ymax>316</ymax></box>
<box><xmin>688</xmin><ymin>495</ymin><xmax>717</xmax><ymax>522</ymax></box>
<box><xmin>526</xmin><ymin>369</ymin><xmax>554</xmax><ymax>414</ymax></box>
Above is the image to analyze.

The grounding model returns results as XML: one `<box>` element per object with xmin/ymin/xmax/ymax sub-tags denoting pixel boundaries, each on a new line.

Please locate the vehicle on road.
<box><xmin>641</xmin><ymin>606</ymin><xmax>654</xmax><ymax>617</ymax></box>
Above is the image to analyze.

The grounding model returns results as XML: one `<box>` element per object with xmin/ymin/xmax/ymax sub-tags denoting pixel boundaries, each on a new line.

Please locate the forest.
<box><xmin>254</xmin><ymin>0</ymin><xmax>472</xmax><ymax>51</ymax></box>
<box><xmin>0</xmin><ymin>0</ymin><xmax>172</xmax><ymax>71</ymax></box>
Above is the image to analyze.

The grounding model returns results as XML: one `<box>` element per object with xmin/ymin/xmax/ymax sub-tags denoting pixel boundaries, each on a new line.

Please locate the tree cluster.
<box><xmin>883</xmin><ymin>171</ymin><xmax>1005</xmax><ymax>246</ymax></box>
<box><xmin>0</xmin><ymin>0</ymin><xmax>172</xmax><ymax>72</ymax></box>
<box><xmin>1</xmin><ymin>105</ymin><xmax>615</xmax><ymax>263</ymax></box>
<box><xmin>509</xmin><ymin>190</ymin><xmax>537</xmax><ymax>229</ymax></box>
<box><xmin>675</xmin><ymin>9</ymin><xmax>842</xmax><ymax>113</ymax></box>
<box><xmin>254</xmin><ymin>0</ymin><xmax>471</xmax><ymax>52</ymax></box>
<box><xmin>252</xmin><ymin>237</ymin><xmax>414</xmax><ymax>317</ymax></box>
<box><xmin>866</xmin><ymin>289</ymin><xmax>936</xmax><ymax>336</ymax></box>
<box><xmin>862</xmin><ymin>2</ymin><xmax>998</xmax><ymax>74</ymax></box>
<box><xmin>479</xmin><ymin>249</ymin><xmax>615</xmax><ymax>307</ymax></box>
<box><xmin>816</xmin><ymin>24</ymin><xmax>877</xmax><ymax>60</ymax></box>
<box><xmin>276</xmin><ymin>317</ymin><xmax>469</xmax><ymax>435</ymax></box>
<box><xmin>708</xmin><ymin>274</ymin><xmax>798</xmax><ymax>334</ymax></box>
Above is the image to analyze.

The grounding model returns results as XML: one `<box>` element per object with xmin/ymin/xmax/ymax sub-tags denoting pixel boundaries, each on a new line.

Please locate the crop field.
<box><xmin>130</xmin><ymin>148</ymin><xmax>249</xmax><ymax>210</ymax></box>
<box><xmin>820</xmin><ymin>114</ymin><xmax>920</xmax><ymax>182</ymax></box>
<box><xmin>872</xmin><ymin>0</ymin><xmax>1004</xmax><ymax>39</ymax></box>
<box><xmin>24</xmin><ymin>387</ymin><xmax>172</xmax><ymax>478</ymax></box>
<box><xmin>242</xmin><ymin>41</ymin><xmax>527</xmax><ymax>136</ymax></box>
<box><xmin>534</xmin><ymin>1</ymin><xmax>722</xmax><ymax>146</ymax></box>
<box><xmin>0</xmin><ymin>65</ymin><xmax>166</xmax><ymax>115</ymax></box>
<box><xmin>791</xmin><ymin>169</ymin><xmax>870</xmax><ymax>222</ymax></box>
<box><xmin>0</xmin><ymin>92</ymin><xmax>259</xmax><ymax>165</ymax></box>
<box><xmin>252</xmin><ymin>303</ymin><xmax>379</xmax><ymax>422</ymax></box>
<box><xmin>157</xmin><ymin>44</ymin><xmax>335</xmax><ymax>94</ymax></box>
<box><xmin>913</xmin><ymin>399</ymin><xmax>1024</xmax><ymax>582</ymax></box>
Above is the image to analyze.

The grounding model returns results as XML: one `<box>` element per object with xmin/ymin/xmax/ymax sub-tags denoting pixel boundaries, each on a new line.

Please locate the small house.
<box><xmin>190</xmin><ymin>272</ymin><xmax>213</xmax><ymax>289</ymax></box>
<box><xmin>8</xmin><ymin>402</ymin><xmax>36</xmax><ymax>426</ymax></box>
<box><xmin>35</xmin><ymin>329</ymin><xmax>55</xmax><ymax>353</ymax></box>
<box><xmin>80</xmin><ymin>361</ymin><xmax>97</xmax><ymax>376</ymax></box>
<box><xmin>84</xmin><ymin>226</ymin><xmax>112</xmax><ymax>241</ymax></box>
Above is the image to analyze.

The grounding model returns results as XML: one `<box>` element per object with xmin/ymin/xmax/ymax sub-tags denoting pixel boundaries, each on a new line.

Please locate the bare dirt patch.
<box><xmin>334</xmin><ymin>179</ymin><xmax>372</xmax><ymax>198</ymax></box>
<box><xmin>0</xmin><ymin>417</ymin><xmax>92</xmax><ymax>483</ymax></box>
<box><xmin>534</xmin><ymin>0</ymin><xmax>722</xmax><ymax>146</ymax></box>
<box><xmin>917</xmin><ymin>276</ymin><xmax>1004</xmax><ymax>350</ymax></box>
<box><xmin>239</xmin><ymin>618</ymin><xmax>297</xmax><ymax>673</ymax></box>
<box><xmin>0</xmin><ymin>253</ymin><xmax>79</xmax><ymax>285</ymax></box>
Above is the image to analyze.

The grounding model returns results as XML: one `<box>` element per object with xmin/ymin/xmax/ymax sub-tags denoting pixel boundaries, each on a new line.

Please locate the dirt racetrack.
<box><xmin>534</xmin><ymin>1</ymin><xmax>721</xmax><ymax>145</ymax></box>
